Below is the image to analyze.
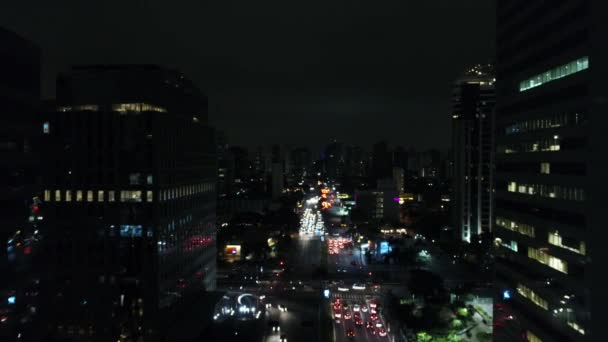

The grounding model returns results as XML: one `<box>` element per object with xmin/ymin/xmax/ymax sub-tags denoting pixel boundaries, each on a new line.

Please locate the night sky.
<box><xmin>1</xmin><ymin>0</ymin><xmax>495</xmax><ymax>152</ymax></box>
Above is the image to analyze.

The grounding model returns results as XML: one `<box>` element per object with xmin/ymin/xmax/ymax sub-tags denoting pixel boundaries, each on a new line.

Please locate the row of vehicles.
<box><xmin>332</xmin><ymin>298</ymin><xmax>387</xmax><ymax>337</ymax></box>
<box><xmin>328</xmin><ymin>237</ymin><xmax>353</xmax><ymax>255</ymax></box>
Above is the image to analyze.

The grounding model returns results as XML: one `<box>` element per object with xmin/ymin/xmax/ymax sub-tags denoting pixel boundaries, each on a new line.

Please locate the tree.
<box><xmin>417</xmin><ymin>331</ymin><xmax>433</xmax><ymax>342</ymax></box>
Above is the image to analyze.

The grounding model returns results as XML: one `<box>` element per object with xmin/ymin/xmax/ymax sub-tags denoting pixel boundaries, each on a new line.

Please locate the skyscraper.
<box><xmin>0</xmin><ymin>27</ymin><xmax>43</xmax><ymax>342</ymax></box>
<box><xmin>371</xmin><ymin>141</ymin><xmax>392</xmax><ymax>182</ymax></box>
<box><xmin>289</xmin><ymin>147</ymin><xmax>312</xmax><ymax>183</ymax></box>
<box><xmin>41</xmin><ymin>65</ymin><xmax>217</xmax><ymax>341</ymax></box>
<box><xmin>494</xmin><ymin>1</ymin><xmax>604</xmax><ymax>341</ymax></box>
<box><xmin>324</xmin><ymin>140</ymin><xmax>345</xmax><ymax>182</ymax></box>
<box><xmin>451</xmin><ymin>64</ymin><xmax>495</xmax><ymax>243</ymax></box>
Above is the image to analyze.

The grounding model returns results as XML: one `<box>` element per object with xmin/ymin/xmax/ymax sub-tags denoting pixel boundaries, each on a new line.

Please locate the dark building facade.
<box><xmin>0</xmin><ymin>27</ymin><xmax>43</xmax><ymax>342</ymax></box>
<box><xmin>451</xmin><ymin>64</ymin><xmax>495</xmax><ymax>243</ymax></box>
<box><xmin>371</xmin><ymin>141</ymin><xmax>392</xmax><ymax>182</ymax></box>
<box><xmin>323</xmin><ymin>140</ymin><xmax>345</xmax><ymax>182</ymax></box>
<box><xmin>289</xmin><ymin>147</ymin><xmax>312</xmax><ymax>184</ymax></box>
<box><xmin>494</xmin><ymin>1</ymin><xmax>606</xmax><ymax>341</ymax></box>
<box><xmin>41</xmin><ymin>65</ymin><xmax>216</xmax><ymax>341</ymax></box>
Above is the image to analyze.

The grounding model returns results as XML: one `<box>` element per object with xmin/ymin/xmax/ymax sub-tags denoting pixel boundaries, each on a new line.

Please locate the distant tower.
<box><xmin>271</xmin><ymin>162</ymin><xmax>284</xmax><ymax>199</ymax></box>
<box><xmin>451</xmin><ymin>63</ymin><xmax>495</xmax><ymax>243</ymax></box>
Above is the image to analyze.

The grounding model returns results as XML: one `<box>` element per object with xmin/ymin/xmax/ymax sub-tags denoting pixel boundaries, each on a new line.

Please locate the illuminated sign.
<box><xmin>337</xmin><ymin>193</ymin><xmax>350</xmax><ymax>199</ymax></box>
<box><xmin>225</xmin><ymin>245</ymin><xmax>241</xmax><ymax>259</ymax></box>
<box><xmin>380</xmin><ymin>241</ymin><xmax>392</xmax><ymax>254</ymax></box>
<box><xmin>321</xmin><ymin>188</ymin><xmax>330</xmax><ymax>194</ymax></box>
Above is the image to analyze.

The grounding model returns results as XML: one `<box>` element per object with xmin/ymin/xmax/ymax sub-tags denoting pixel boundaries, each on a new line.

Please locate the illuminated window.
<box><xmin>548</xmin><ymin>231</ymin><xmax>585</xmax><ymax>255</ymax></box>
<box><xmin>503</xmin><ymin>240</ymin><xmax>518</xmax><ymax>252</ymax></box>
<box><xmin>55</xmin><ymin>190</ymin><xmax>61</xmax><ymax>202</ymax></box>
<box><xmin>76</xmin><ymin>191</ymin><xmax>83</xmax><ymax>202</ymax></box>
<box><xmin>147</xmin><ymin>191</ymin><xmax>153</xmax><ymax>202</ymax></box>
<box><xmin>66</xmin><ymin>190</ymin><xmax>72</xmax><ymax>202</ymax></box>
<box><xmin>505</xmin><ymin>182</ymin><xmax>584</xmax><ymax>201</ymax></box>
<box><xmin>57</xmin><ymin>105</ymin><xmax>99</xmax><ymax>112</ymax></box>
<box><xmin>526</xmin><ymin>330</ymin><xmax>543</xmax><ymax>342</ymax></box>
<box><xmin>540</xmin><ymin>163</ymin><xmax>550</xmax><ymax>174</ymax></box>
<box><xmin>528</xmin><ymin>247</ymin><xmax>568</xmax><ymax>274</ymax></box>
<box><xmin>504</xmin><ymin>112</ymin><xmax>586</xmax><ymax>135</ymax></box>
<box><xmin>120</xmin><ymin>190</ymin><xmax>142</xmax><ymax>202</ymax></box>
<box><xmin>108</xmin><ymin>191</ymin><xmax>115</xmax><ymax>202</ymax></box>
<box><xmin>568</xmin><ymin>321</ymin><xmax>586</xmax><ymax>335</ymax></box>
<box><xmin>517</xmin><ymin>284</ymin><xmax>548</xmax><ymax>310</ymax></box>
<box><xmin>112</xmin><ymin>103</ymin><xmax>167</xmax><ymax>114</ymax></box>
<box><xmin>77</xmin><ymin>105</ymin><xmax>98</xmax><ymax>111</ymax></box>
<box><xmin>147</xmin><ymin>175</ymin><xmax>153</xmax><ymax>185</ymax></box>
<box><xmin>87</xmin><ymin>191</ymin><xmax>93</xmax><ymax>202</ymax></box>
<box><xmin>43</xmin><ymin>122</ymin><xmax>50</xmax><ymax>134</ymax></box>
<box><xmin>44</xmin><ymin>190</ymin><xmax>51</xmax><ymax>202</ymax></box>
<box><xmin>520</xmin><ymin>57</ymin><xmax>589</xmax><ymax>92</ymax></box>
<box><xmin>98</xmin><ymin>190</ymin><xmax>104</xmax><ymax>202</ymax></box>
<box><xmin>129</xmin><ymin>173</ymin><xmax>141</xmax><ymax>185</ymax></box>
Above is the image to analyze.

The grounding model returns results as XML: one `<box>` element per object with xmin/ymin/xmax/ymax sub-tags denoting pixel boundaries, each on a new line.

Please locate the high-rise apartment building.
<box><xmin>494</xmin><ymin>1</ymin><xmax>606</xmax><ymax>341</ymax></box>
<box><xmin>40</xmin><ymin>65</ymin><xmax>217</xmax><ymax>341</ymax></box>
<box><xmin>452</xmin><ymin>64</ymin><xmax>495</xmax><ymax>243</ymax></box>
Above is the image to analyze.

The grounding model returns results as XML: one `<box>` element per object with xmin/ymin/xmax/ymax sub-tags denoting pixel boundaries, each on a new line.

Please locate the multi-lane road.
<box><xmin>330</xmin><ymin>292</ymin><xmax>389</xmax><ymax>342</ymax></box>
<box><xmin>213</xmin><ymin>194</ymin><xmax>401</xmax><ymax>342</ymax></box>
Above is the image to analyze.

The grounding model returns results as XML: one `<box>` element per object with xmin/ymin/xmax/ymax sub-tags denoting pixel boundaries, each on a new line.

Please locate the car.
<box><xmin>346</xmin><ymin>329</ymin><xmax>355</xmax><ymax>338</ymax></box>
<box><xmin>375</xmin><ymin>322</ymin><xmax>383</xmax><ymax>328</ymax></box>
<box><xmin>352</xmin><ymin>283</ymin><xmax>366</xmax><ymax>291</ymax></box>
<box><xmin>268</xmin><ymin>320</ymin><xmax>280</xmax><ymax>332</ymax></box>
<box><xmin>370</xmin><ymin>313</ymin><xmax>378</xmax><ymax>321</ymax></box>
<box><xmin>354</xmin><ymin>312</ymin><xmax>361</xmax><ymax>320</ymax></box>
<box><xmin>366</xmin><ymin>321</ymin><xmax>373</xmax><ymax>329</ymax></box>
<box><xmin>278</xmin><ymin>304</ymin><xmax>287</xmax><ymax>312</ymax></box>
<box><xmin>361</xmin><ymin>305</ymin><xmax>368</xmax><ymax>312</ymax></box>
<box><xmin>344</xmin><ymin>312</ymin><xmax>352</xmax><ymax>319</ymax></box>
<box><xmin>335</xmin><ymin>318</ymin><xmax>341</xmax><ymax>324</ymax></box>
<box><xmin>378</xmin><ymin>328</ymin><xmax>387</xmax><ymax>337</ymax></box>
<box><xmin>333</xmin><ymin>309</ymin><xmax>342</xmax><ymax>318</ymax></box>
<box><xmin>280</xmin><ymin>333</ymin><xmax>287</xmax><ymax>342</ymax></box>
<box><xmin>342</xmin><ymin>303</ymin><xmax>349</xmax><ymax>310</ymax></box>
<box><xmin>353</xmin><ymin>304</ymin><xmax>360</xmax><ymax>312</ymax></box>
<box><xmin>355</xmin><ymin>318</ymin><xmax>363</xmax><ymax>326</ymax></box>
<box><xmin>369</xmin><ymin>328</ymin><xmax>376</xmax><ymax>335</ymax></box>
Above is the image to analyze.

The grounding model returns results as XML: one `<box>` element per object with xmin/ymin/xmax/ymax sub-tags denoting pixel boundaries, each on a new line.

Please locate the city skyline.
<box><xmin>2</xmin><ymin>1</ymin><xmax>605</xmax><ymax>342</ymax></box>
<box><xmin>0</xmin><ymin>0</ymin><xmax>495</xmax><ymax>151</ymax></box>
